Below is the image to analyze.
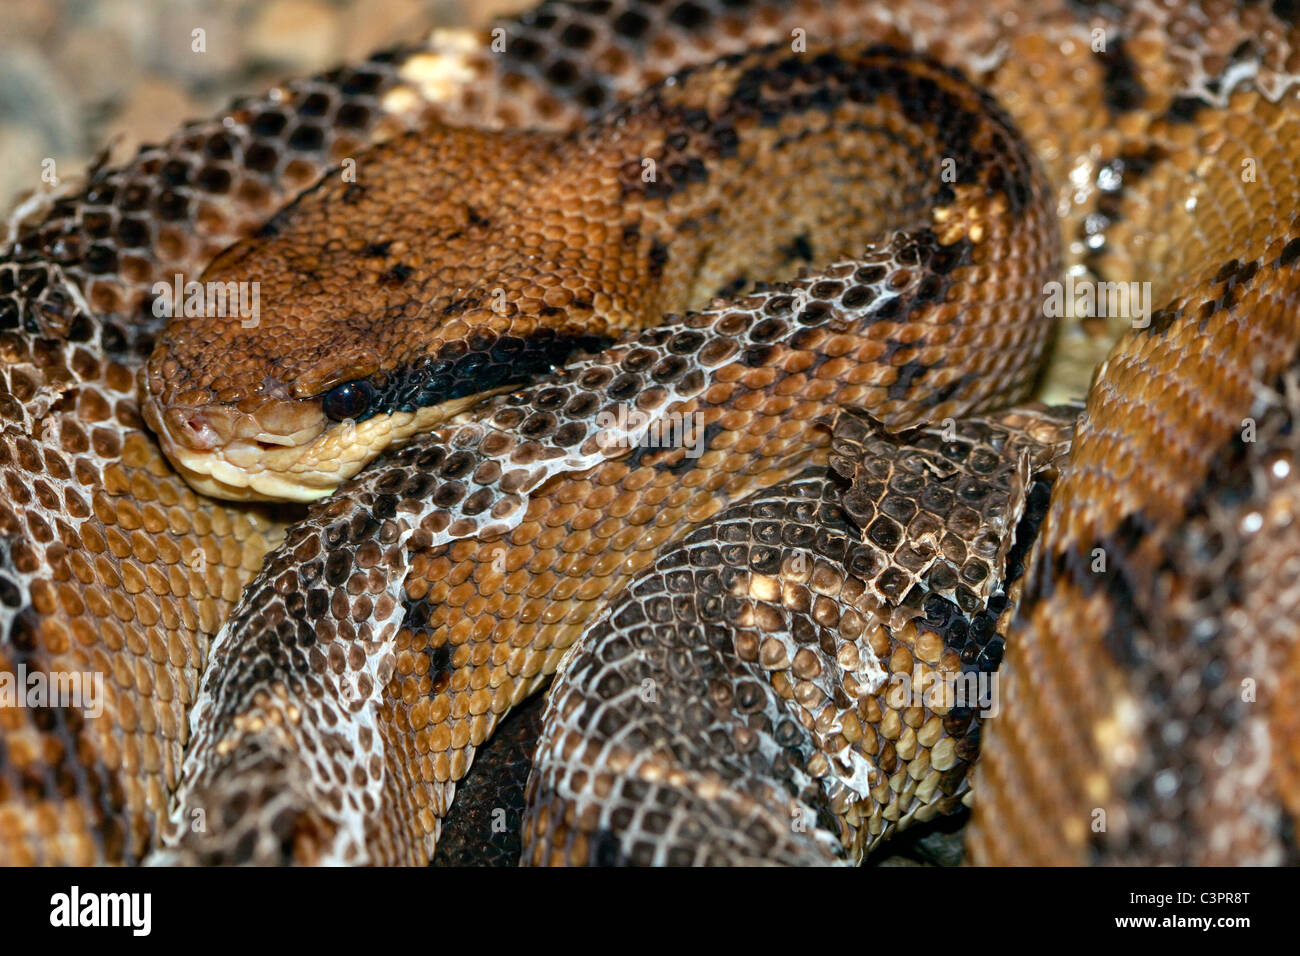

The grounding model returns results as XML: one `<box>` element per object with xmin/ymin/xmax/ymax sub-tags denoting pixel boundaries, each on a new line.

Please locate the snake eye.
<box><xmin>321</xmin><ymin>380</ymin><xmax>377</xmax><ymax>422</ymax></box>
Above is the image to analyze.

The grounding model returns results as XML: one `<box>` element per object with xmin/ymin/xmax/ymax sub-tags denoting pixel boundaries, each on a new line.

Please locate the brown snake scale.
<box><xmin>0</xmin><ymin>0</ymin><xmax>1299</xmax><ymax>865</ymax></box>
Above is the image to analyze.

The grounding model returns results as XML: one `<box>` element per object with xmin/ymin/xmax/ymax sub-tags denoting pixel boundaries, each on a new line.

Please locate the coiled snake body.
<box><xmin>1</xmin><ymin>0</ymin><xmax>1299</xmax><ymax>865</ymax></box>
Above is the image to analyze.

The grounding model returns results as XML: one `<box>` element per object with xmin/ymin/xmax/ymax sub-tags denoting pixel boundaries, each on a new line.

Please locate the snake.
<box><xmin>1</xmin><ymin>0</ymin><xmax>1299</xmax><ymax>865</ymax></box>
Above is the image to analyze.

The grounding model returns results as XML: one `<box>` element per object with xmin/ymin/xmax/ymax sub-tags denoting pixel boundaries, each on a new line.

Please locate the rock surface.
<box><xmin>0</xmin><ymin>0</ymin><xmax>531</xmax><ymax>212</ymax></box>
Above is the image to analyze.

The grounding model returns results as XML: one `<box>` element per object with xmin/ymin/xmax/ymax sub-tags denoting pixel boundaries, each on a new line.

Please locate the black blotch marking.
<box><xmin>1144</xmin><ymin>304</ymin><xmax>1182</xmax><ymax>337</ymax></box>
<box><xmin>1004</xmin><ymin>479</ymin><xmax>1054</xmax><ymax>586</ymax></box>
<box><xmin>426</xmin><ymin>642</ymin><xmax>452</xmax><ymax>694</ymax></box>
<box><xmin>1279</xmin><ymin>236</ymin><xmax>1300</xmax><ymax>268</ymax></box>
<box><xmin>1023</xmin><ymin>510</ymin><xmax>1153</xmax><ymax>669</ymax></box>
<box><xmin>624</xmin><ymin>442</ymin><xmax>678</xmax><ymax>474</ymax></box>
<box><xmin>618</xmin><ymin>129</ymin><xmax>713</xmax><ymax>201</ymax></box>
<box><xmin>1078</xmin><ymin>394</ymin><xmax>1289</xmax><ymax>862</ymax></box>
<box><xmin>613</xmin><ymin>9</ymin><xmax>651</xmax><ymax>42</ymax></box>
<box><xmin>1274</xmin><ymin>0</ymin><xmax>1300</xmax><ymax>26</ymax></box>
<box><xmin>619</xmin><ymin>47</ymin><xmax>1034</xmax><ymax>213</ymax></box>
<box><xmin>1082</xmin><ymin>513</ymin><xmax>1152</xmax><ymax>668</ymax></box>
<box><xmin>643</xmin><ymin>421</ymin><xmax>725</xmax><ymax>476</ymax></box>
<box><xmin>918</xmin><ymin>585</ymin><xmax>1005</xmax><ymax>673</ymax></box>
<box><xmin>560</xmin><ymin>22</ymin><xmax>596</xmax><ymax>50</ymax></box>
<box><xmin>1163</xmin><ymin>95</ymin><xmax>1207</xmax><ymax>124</ymax></box>
<box><xmin>439</xmin><ymin>293</ymin><xmax>484</xmax><ymax>316</ymax></box>
<box><xmin>590</xmin><ymin>829</ymin><xmax>626</xmax><ymax>866</ymax></box>
<box><xmin>888</xmin><ymin>359</ymin><xmax>931</xmax><ymax>399</ymax></box>
<box><xmin>929</xmin><ymin>237</ymin><xmax>975</xmax><ymax>275</ymax></box>
<box><xmin>726</xmin><ymin>49</ymin><xmax>1034</xmax><ymax>213</ymax></box>
<box><xmin>1091</xmin><ymin>145</ymin><xmax>1167</xmax><ymax>230</ymax></box>
<box><xmin>1065</xmin><ymin>0</ymin><xmax>1129</xmax><ymax>19</ymax></box>
<box><xmin>1140</xmin><ymin>254</ymin><xmax>1265</xmax><ymax>339</ymax></box>
<box><xmin>879</xmin><ymin>338</ymin><xmax>907</xmax><ymax>362</ymax></box>
<box><xmin>1210</xmin><ymin>37</ymin><xmax>1266</xmax><ymax>97</ymax></box>
<box><xmin>648</xmin><ymin>239</ymin><xmax>670</xmax><ymax>278</ymax></box>
<box><xmin>363</xmin><ymin>241</ymin><xmax>392</xmax><ymax>258</ymax></box>
<box><xmin>931</xmin><ymin>373</ymin><xmax>970</xmax><ymax>404</ymax></box>
<box><xmin>338</xmin><ymin>65</ymin><xmax>385</xmax><ymax>96</ymax></box>
<box><xmin>715</xmin><ymin>274</ymin><xmax>750</xmax><ymax>299</ymax></box>
<box><xmin>779</xmin><ymin>233</ymin><xmax>815</xmax><ymax>266</ymax></box>
<box><xmin>256</xmin><ymin>209</ymin><xmax>290</xmax><ymax>238</ymax></box>
<box><xmin>287</xmin><ymin>123</ymin><xmax>325</xmax><ymax>153</ymax></box>
<box><xmin>362</xmin><ymin>330</ymin><xmax>617</xmax><ymax>420</ymax></box>
<box><xmin>1186</xmin><ymin>379</ymin><xmax>1296</xmax><ymax>519</ymax></box>
<box><xmin>1096</xmin><ymin>36</ymin><xmax>1146</xmax><ymax>113</ymax></box>
<box><xmin>249</xmin><ymin>109</ymin><xmax>287</xmax><ymax>137</ymax></box>
<box><xmin>668</xmin><ymin>1</ymin><xmax>712</xmax><ymax>31</ymax></box>
<box><xmin>6</xmin><ymin>602</ymin><xmax>40</xmax><ymax>654</ymax></box>
<box><xmin>379</xmin><ymin>262</ymin><xmax>414</xmax><ymax>286</ymax></box>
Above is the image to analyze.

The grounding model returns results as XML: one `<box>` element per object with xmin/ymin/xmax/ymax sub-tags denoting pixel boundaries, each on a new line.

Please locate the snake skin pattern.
<box><xmin>138</xmin><ymin>43</ymin><xmax>1053</xmax><ymax>502</ymax></box>
<box><xmin>1</xmin><ymin>0</ymin><xmax>1299</xmax><ymax>865</ymax></box>
<box><xmin>522</xmin><ymin>406</ymin><xmax>1072</xmax><ymax>865</ymax></box>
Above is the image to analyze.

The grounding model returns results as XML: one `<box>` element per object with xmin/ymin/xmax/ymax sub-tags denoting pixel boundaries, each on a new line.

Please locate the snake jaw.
<box><xmin>141</xmin><ymin>385</ymin><xmax>483</xmax><ymax>502</ymax></box>
<box><xmin>164</xmin><ymin>440</ymin><xmax>342</xmax><ymax>503</ymax></box>
<box><xmin>141</xmin><ymin>394</ymin><xmax>334</xmax><ymax>501</ymax></box>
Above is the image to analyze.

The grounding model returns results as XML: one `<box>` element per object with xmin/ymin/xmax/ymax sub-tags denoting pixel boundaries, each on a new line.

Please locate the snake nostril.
<box><xmin>185</xmin><ymin>415</ymin><xmax>219</xmax><ymax>450</ymax></box>
<box><xmin>165</xmin><ymin>407</ymin><xmax>223</xmax><ymax>451</ymax></box>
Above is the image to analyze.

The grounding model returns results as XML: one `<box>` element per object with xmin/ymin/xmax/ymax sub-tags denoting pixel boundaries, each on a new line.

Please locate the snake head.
<box><xmin>134</xmin><ymin>114</ymin><xmax>630</xmax><ymax>503</ymax></box>
<box><xmin>140</xmin><ymin>331</ymin><xmax>494</xmax><ymax>502</ymax></box>
<box><xmin>140</xmin><ymin>284</ymin><xmax>608</xmax><ymax>502</ymax></box>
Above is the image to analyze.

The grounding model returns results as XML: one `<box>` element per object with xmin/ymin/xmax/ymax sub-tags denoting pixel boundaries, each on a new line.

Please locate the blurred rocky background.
<box><xmin>0</xmin><ymin>0</ymin><xmax>531</xmax><ymax>211</ymax></box>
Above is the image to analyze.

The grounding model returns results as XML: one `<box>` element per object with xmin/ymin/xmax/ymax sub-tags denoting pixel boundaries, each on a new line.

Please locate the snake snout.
<box><xmin>164</xmin><ymin>405</ymin><xmax>230</xmax><ymax>452</ymax></box>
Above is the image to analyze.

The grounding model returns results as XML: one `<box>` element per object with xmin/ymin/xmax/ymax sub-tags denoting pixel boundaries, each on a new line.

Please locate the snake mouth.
<box><xmin>141</xmin><ymin>388</ymin><xmax>488</xmax><ymax>503</ymax></box>
<box><xmin>142</xmin><ymin>394</ymin><xmax>348</xmax><ymax>502</ymax></box>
